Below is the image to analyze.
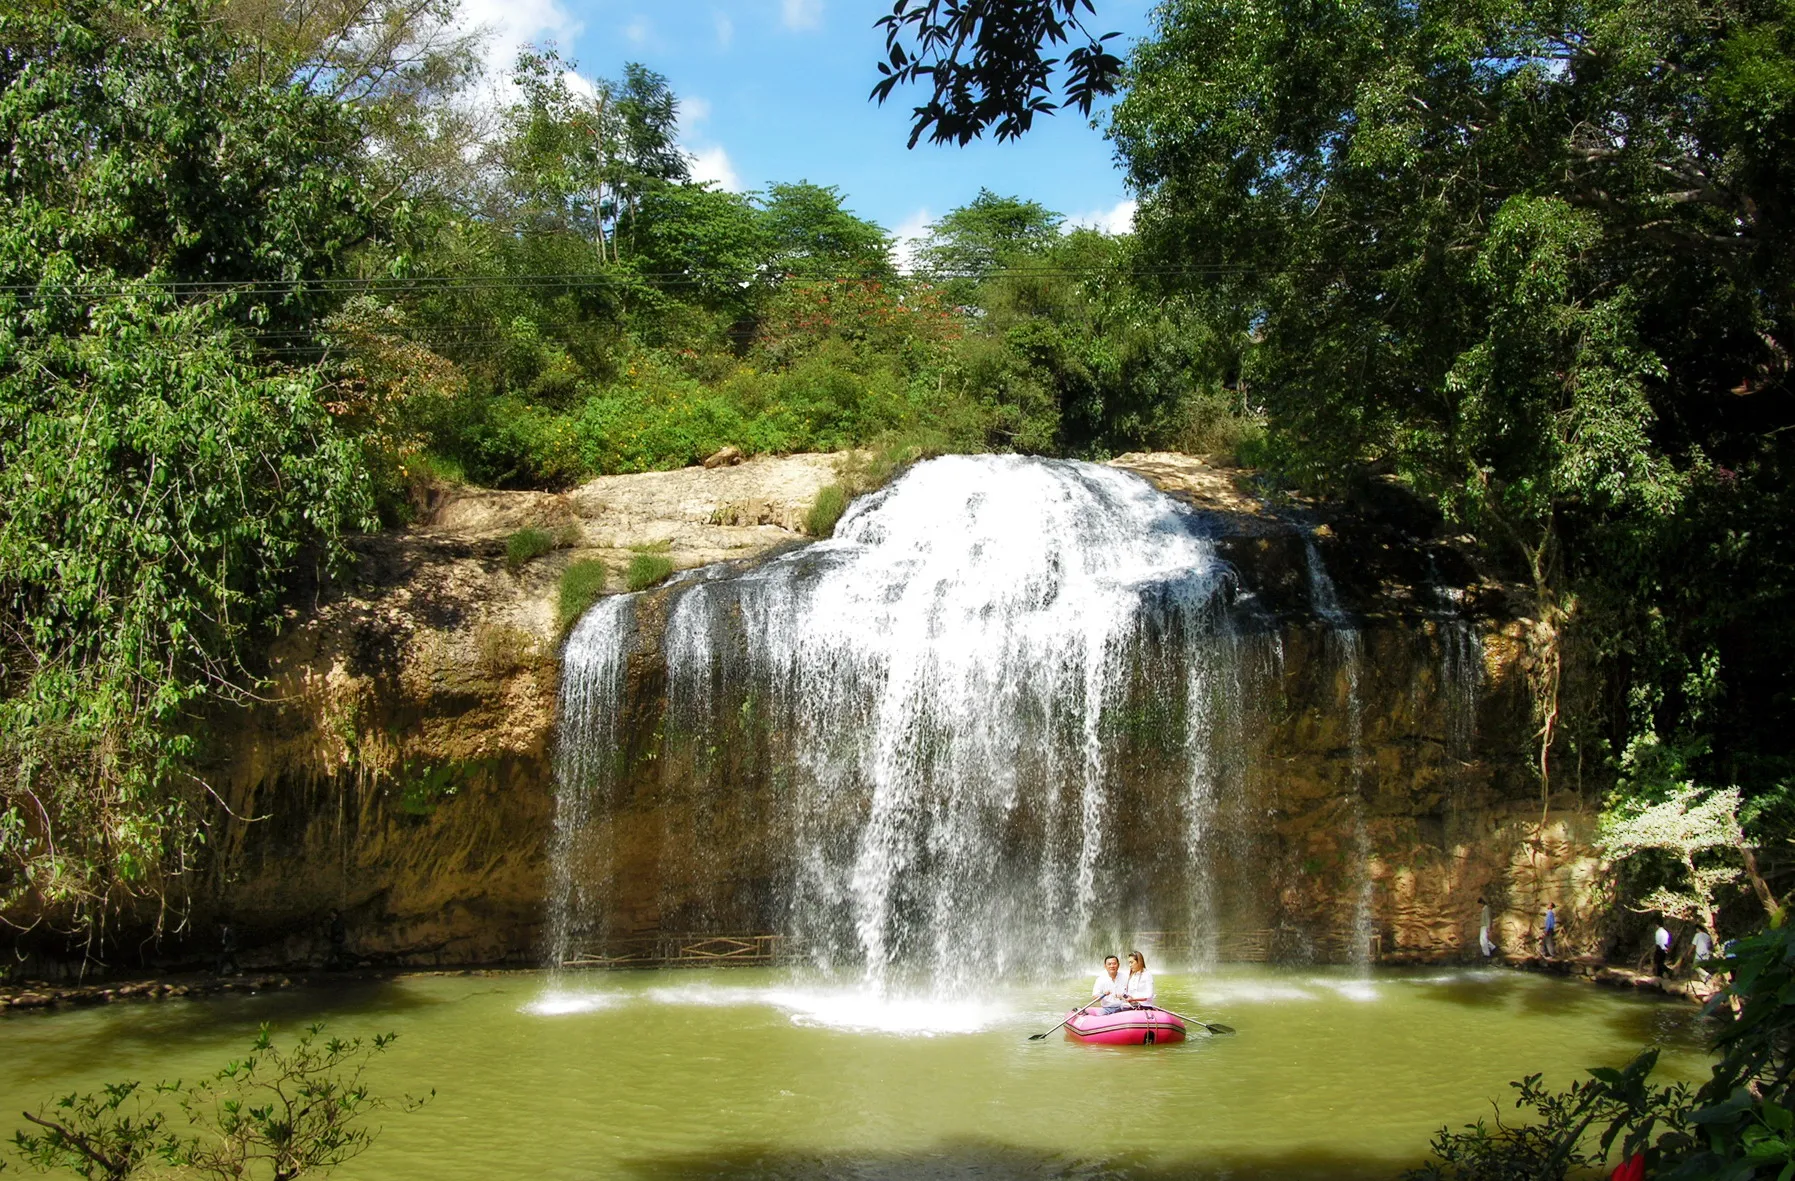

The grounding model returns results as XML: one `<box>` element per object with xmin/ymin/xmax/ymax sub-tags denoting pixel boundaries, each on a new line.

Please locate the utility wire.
<box><xmin>0</xmin><ymin>264</ymin><xmax>1321</xmax><ymax>300</ymax></box>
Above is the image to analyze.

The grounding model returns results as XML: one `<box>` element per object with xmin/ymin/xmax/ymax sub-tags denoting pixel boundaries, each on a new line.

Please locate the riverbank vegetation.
<box><xmin>5</xmin><ymin>1023</ymin><xmax>424</xmax><ymax>1179</ymax></box>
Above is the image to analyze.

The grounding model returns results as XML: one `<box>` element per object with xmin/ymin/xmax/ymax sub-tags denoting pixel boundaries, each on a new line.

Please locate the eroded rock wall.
<box><xmin>111</xmin><ymin>452</ymin><xmax>1606</xmax><ymax>971</ymax></box>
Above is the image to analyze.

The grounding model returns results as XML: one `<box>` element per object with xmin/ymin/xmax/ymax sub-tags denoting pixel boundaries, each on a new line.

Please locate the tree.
<box><xmin>916</xmin><ymin>189</ymin><xmax>1063</xmax><ymax>307</ymax></box>
<box><xmin>0</xmin><ymin>0</ymin><xmax>379</xmax><ymax>935</ymax></box>
<box><xmin>1111</xmin><ymin>0</ymin><xmax>1795</xmax><ymax>803</ymax></box>
<box><xmin>758</xmin><ymin>182</ymin><xmax>893</xmax><ymax>280</ymax></box>
<box><xmin>217</xmin><ymin>0</ymin><xmax>487</xmax><ymax>203</ymax></box>
<box><xmin>1599</xmin><ymin>785</ymin><xmax>1753</xmax><ymax>940</ymax></box>
<box><xmin>626</xmin><ymin>184</ymin><xmax>770</xmax><ymax>312</ymax></box>
<box><xmin>494</xmin><ymin>52</ymin><xmax>689</xmax><ymax>261</ymax></box>
<box><xmin>871</xmin><ymin>0</ymin><xmax>1124</xmax><ymax>146</ymax></box>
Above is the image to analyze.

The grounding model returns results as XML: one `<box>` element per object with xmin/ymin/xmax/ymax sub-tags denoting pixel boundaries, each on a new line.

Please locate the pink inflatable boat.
<box><xmin>1063</xmin><ymin>1006</ymin><xmax>1187</xmax><ymax>1045</ymax></box>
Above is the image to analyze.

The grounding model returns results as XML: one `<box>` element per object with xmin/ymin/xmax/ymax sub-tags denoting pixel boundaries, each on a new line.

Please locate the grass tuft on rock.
<box><xmin>505</xmin><ymin>527</ymin><xmax>555</xmax><ymax>572</ymax></box>
<box><xmin>506</xmin><ymin>522</ymin><xmax>583</xmax><ymax>573</ymax></box>
<box><xmin>557</xmin><ymin>560</ymin><xmax>608</xmax><ymax>633</ymax></box>
<box><xmin>805</xmin><ymin>484</ymin><xmax>848</xmax><ymax>537</ymax></box>
<box><xmin>625</xmin><ymin>552</ymin><xmax>674</xmax><ymax>592</ymax></box>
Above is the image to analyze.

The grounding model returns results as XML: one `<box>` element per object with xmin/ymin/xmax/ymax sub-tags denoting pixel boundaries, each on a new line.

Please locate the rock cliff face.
<box><xmin>181</xmin><ymin>452</ymin><xmax>1602</xmax><ymax>971</ymax></box>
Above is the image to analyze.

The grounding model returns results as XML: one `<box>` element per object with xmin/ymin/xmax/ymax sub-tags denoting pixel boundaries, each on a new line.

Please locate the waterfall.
<box><xmin>546</xmin><ymin>594</ymin><xmax>636</xmax><ymax>971</ymax></box>
<box><xmin>1303</xmin><ymin>538</ymin><xmax>1377</xmax><ymax>970</ymax></box>
<box><xmin>544</xmin><ymin>456</ymin><xmax>1484</xmax><ymax>988</ymax></box>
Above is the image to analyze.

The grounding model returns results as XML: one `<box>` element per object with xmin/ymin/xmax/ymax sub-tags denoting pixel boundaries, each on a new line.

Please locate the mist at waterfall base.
<box><xmin>546</xmin><ymin>455</ymin><xmax>1482</xmax><ymax>1009</ymax></box>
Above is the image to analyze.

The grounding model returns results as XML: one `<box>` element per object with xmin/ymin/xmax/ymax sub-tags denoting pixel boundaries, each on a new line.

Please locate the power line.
<box><xmin>0</xmin><ymin>263</ymin><xmax>1315</xmax><ymax>301</ymax></box>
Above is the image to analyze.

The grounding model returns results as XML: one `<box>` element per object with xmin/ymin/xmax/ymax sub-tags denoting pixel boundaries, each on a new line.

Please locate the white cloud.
<box><xmin>456</xmin><ymin>0</ymin><xmax>582</xmax><ymax>89</ymax></box>
<box><xmin>1066</xmin><ymin>198</ymin><xmax>1138</xmax><ymax>236</ymax></box>
<box><xmin>782</xmin><ymin>0</ymin><xmax>823</xmax><ymax>31</ymax></box>
<box><xmin>891</xmin><ymin>208</ymin><xmax>933</xmax><ymax>274</ymax></box>
<box><xmin>624</xmin><ymin>15</ymin><xmax>652</xmax><ymax>45</ymax></box>
<box><xmin>688</xmin><ymin>145</ymin><xmax>742</xmax><ymax>192</ymax></box>
<box><xmin>714</xmin><ymin>10</ymin><xmax>735</xmax><ymax>48</ymax></box>
<box><xmin>682</xmin><ymin>96</ymin><xmax>713</xmax><ymax>127</ymax></box>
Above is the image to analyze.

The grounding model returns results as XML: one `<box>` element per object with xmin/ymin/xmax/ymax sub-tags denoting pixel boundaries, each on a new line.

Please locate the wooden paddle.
<box><xmin>1146</xmin><ymin>1003</ymin><xmax>1235</xmax><ymax>1036</ymax></box>
<box><xmin>1027</xmin><ymin>1000</ymin><xmax>1096</xmax><ymax>1041</ymax></box>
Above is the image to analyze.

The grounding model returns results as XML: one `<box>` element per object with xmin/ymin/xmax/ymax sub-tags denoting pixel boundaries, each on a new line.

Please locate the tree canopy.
<box><xmin>1113</xmin><ymin>0</ymin><xmax>1795</xmax><ymax>812</ymax></box>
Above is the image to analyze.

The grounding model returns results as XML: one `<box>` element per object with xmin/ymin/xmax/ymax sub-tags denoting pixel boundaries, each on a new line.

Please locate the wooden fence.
<box><xmin>562</xmin><ymin>933</ymin><xmax>786</xmax><ymax>968</ymax></box>
<box><xmin>561</xmin><ymin>929</ymin><xmax>1381</xmax><ymax>969</ymax></box>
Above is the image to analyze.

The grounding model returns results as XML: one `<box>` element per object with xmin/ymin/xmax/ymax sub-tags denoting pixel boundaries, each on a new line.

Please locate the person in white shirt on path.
<box><xmin>1088</xmin><ymin>955</ymin><xmax>1126</xmax><ymax>1009</ymax></box>
<box><xmin>1653</xmin><ymin>921</ymin><xmax>1674</xmax><ymax>977</ymax></box>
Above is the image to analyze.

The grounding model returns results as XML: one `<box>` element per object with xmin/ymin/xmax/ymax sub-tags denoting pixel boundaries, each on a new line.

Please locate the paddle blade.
<box><xmin>1204</xmin><ymin>1022</ymin><xmax>1236</xmax><ymax>1036</ymax></box>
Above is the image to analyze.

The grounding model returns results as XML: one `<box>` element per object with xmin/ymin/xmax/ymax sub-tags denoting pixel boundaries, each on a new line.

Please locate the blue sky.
<box><xmin>457</xmin><ymin>0</ymin><xmax>1160</xmax><ymax>249</ymax></box>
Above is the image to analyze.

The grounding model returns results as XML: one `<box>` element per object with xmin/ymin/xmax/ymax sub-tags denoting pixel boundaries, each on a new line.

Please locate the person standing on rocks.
<box><xmin>215</xmin><ymin>919</ymin><xmax>239</xmax><ymax>976</ymax></box>
<box><xmin>1478</xmin><ymin>897</ymin><xmax>1496</xmax><ymax>959</ymax></box>
<box><xmin>1653</xmin><ymin>921</ymin><xmax>1674</xmax><ymax>977</ymax></box>
<box><xmin>1541</xmin><ymin>902</ymin><xmax>1558</xmax><ymax>958</ymax></box>
<box><xmin>325</xmin><ymin>908</ymin><xmax>348</xmax><ymax>971</ymax></box>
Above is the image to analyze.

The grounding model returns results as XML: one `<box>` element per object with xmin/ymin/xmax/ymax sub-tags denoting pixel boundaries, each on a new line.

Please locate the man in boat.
<box><xmin>1101</xmin><ymin>950</ymin><xmax>1155</xmax><ymax>1013</ymax></box>
<box><xmin>1089</xmin><ymin>954</ymin><xmax>1126</xmax><ymax>1009</ymax></box>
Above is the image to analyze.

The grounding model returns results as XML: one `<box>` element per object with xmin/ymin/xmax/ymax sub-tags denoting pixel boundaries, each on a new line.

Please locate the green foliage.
<box><xmin>760</xmin><ymin>182</ymin><xmax>892</xmax><ymax>280</ymax></box>
<box><xmin>805</xmin><ymin>485</ymin><xmax>849</xmax><ymax>538</ymax></box>
<box><xmin>556</xmin><ymin>560</ymin><xmax>608</xmax><ymax>634</ymax></box>
<box><xmin>1404</xmin><ymin>1051</ymin><xmax>1689</xmax><ymax>1181</ymax></box>
<box><xmin>503</xmin><ymin>525</ymin><xmax>576</xmax><ymax>573</ymax></box>
<box><xmin>624</xmin><ymin>551</ymin><xmax>674</xmax><ymax>592</ymax></box>
<box><xmin>0</xmin><ymin>0</ymin><xmax>381</xmax><ymax>930</ymax></box>
<box><xmin>1114</xmin><ymin>0</ymin><xmax>1795</xmax><ymax>815</ymax></box>
<box><xmin>1409</xmin><ymin>922</ymin><xmax>1795</xmax><ymax>1180</ymax></box>
<box><xmin>7</xmin><ymin>1023</ymin><xmax>426</xmax><ymax>1180</ymax></box>
<box><xmin>0</xmin><ymin>294</ymin><xmax>373</xmax><ymax>925</ymax></box>
<box><xmin>916</xmin><ymin>189</ymin><xmax>1064</xmax><ymax>305</ymax></box>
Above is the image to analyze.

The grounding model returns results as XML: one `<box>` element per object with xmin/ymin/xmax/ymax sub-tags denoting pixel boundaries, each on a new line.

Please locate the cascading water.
<box><xmin>546</xmin><ymin>594</ymin><xmax>637</xmax><ymax>971</ymax></box>
<box><xmin>545</xmin><ymin>455</ymin><xmax>1486</xmax><ymax>991</ymax></box>
<box><xmin>1302</xmin><ymin>538</ymin><xmax>1377</xmax><ymax>970</ymax></box>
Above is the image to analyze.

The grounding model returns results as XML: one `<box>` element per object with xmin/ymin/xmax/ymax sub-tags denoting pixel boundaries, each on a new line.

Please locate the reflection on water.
<box><xmin>0</xmin><ymin>966</ymin><xmax>1711</xmax><ymax>1181</ymax></box>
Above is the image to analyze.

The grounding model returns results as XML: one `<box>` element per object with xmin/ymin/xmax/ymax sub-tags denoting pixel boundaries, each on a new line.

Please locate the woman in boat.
<box><xmin>1122</xmin><ymin>950</ymin><xmax>1155</xmax><ymax>1010</ymax></box>
<box><xmin>1089</xmin><ymin>954</ymin><xmax>1125</xmax><ymax>1009</ymax></box>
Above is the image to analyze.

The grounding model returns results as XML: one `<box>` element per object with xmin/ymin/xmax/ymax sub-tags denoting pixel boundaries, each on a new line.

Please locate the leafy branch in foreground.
<box><xmin>7</xmin><ymin>1024</ymin><xmax>428</xmax><ymax>1181</ymax></box>
<box><xmin>871</xmin><ymin>0</ymin><xmax>1123</xmax><ymax>146</ymax></box>
<box><xmin>1408</xmin><ymin>921</ymin><xmax>1795</xmax><ymax>1180</ymax></box>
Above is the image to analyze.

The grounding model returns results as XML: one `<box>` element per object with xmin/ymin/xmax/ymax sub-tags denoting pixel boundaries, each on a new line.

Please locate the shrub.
<box><xmin>505</xmin><ymin>527</ymin><xmax>556</xmax><ymax>572</ymax></box>
<box><xmin>805</xmin><ymin>484</ymin><xmax>849</xmax><ymax>537</ymax></box>
<box><xmin>8</xmin><ymin>1023</ymin><xmax>428</xmax><ymax>1180</ymax></box>
<box><xmin>557</xmin><ymin>560</ymin><xmax>608</xmax><ymax>633</ymax></box>
<box><xmin>625</xmin><ymin>552</ymin><xmax>674</xmax><ymax>592</ymax></box>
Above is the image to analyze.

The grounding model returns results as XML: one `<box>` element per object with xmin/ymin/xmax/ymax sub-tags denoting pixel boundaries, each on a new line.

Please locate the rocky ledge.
<box><xmin>9</xmin><ymin>451</ymin><xmax>1611</xmax><ymax>978</ymax></box>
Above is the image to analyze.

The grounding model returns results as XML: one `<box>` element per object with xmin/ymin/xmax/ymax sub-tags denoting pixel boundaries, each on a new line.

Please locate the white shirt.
<box><xmin>1092</xmin><ymin>971</ymin><xmax>1126</xmax><ymax>1000</ymax></box>
<box><xmin>1124</xmin><ymin>969</ymin><xmax>1155</xmax><ymax>1003</ymax></box>
<box><xmin>1655</xmin><ymin>926</ymin><xmax>1673</xmax><ymax>950</ymax></box>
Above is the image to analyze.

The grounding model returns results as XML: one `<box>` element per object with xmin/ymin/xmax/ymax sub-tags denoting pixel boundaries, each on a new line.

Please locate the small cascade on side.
<box><xmin>1177</xmin><ymin>626</ymin><xmax>1277</xmax><ymax>967</ymax></box>
<box><xmin>1303</xmin><ymin>537</ymin><xmax>1377</xmax><ymax>971</ymax></box>
<box><xmin>545</xmin><ymin>594</ymin><xmax>637</xmax><ymax>973</ymax></box>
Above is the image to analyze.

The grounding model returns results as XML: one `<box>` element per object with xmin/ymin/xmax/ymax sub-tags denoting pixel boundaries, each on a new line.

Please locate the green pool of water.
<box><xmin>0</xmin><ymin>966</ymin><xmax>1710</xmax><ymax>1179</ymax></box>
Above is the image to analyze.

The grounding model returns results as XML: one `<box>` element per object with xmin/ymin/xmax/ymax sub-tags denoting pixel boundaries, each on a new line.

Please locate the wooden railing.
<box><xmin>561</xmin><ymin>929</ymin><xmax>1381</xmax><ymax>969</ymax></box>
<box><xmin>562</xmin><ymin>933</ymin><xmax>785</xmax><ymax>968</ymax></box>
